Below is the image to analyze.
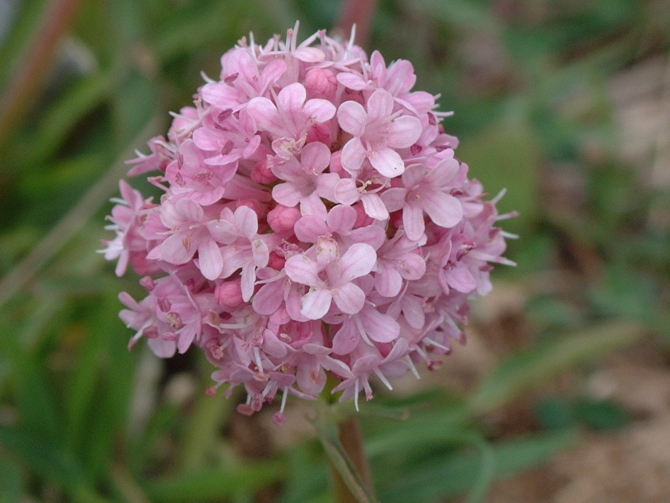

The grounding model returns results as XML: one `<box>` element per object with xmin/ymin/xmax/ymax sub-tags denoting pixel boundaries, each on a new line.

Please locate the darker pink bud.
<box><xmin>215</xmin><ymin>280</ymin><xmax>244</xmax><ymax>308</ymax></box>
<box><xmin>268</xmin><ymin>251</ymin><xmax>286</xmax><ymax>270</ymax></box>
<box><xmin>353</xmin><ymin>202</ymin><xmax>373</xmax><ymax>228</ymax></box>
<box><xmin>305</xmin><ymin>67</ymin><xmax>338</xmax><ymax>99</ymax></box>
<box><xmin>267</xmin><ymin>204</ymin><xmax>301</xmax><ymax>233</ymax></box>
<box><xmin>251</xmin><ymin>159</ymin><xmax>277</xmax><ymax>184</ymax></box>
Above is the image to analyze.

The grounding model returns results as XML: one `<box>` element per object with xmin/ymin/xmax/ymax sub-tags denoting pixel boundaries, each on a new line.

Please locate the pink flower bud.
<box><xmin>215</xmin><ymin>280</ymin><xmax>243</xmax><ymax>308</ymax></box>
<box><xmin>267</xmin><ymin>204</ymin><xmax>301</xmax><ymax>233</ymax></box>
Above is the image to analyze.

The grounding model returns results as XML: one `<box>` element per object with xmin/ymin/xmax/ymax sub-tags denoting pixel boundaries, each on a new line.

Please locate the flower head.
<box><xmin>103</xmin><ymin>22</ymin><xmax>514</xmax><ymax>423</ymax></box>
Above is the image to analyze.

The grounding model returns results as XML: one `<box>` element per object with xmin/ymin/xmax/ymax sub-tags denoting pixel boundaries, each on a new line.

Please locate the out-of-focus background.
<box><xmin>1</xmin><ymin>0</ymin><xmax>669</xmax><ymax>501</ymax></box>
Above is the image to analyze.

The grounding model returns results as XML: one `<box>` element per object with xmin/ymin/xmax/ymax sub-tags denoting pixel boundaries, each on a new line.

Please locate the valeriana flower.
<box><xmin>102</xmin><ymin>22</ymin><xmax>515</xmax><ymax>425</ymax></box>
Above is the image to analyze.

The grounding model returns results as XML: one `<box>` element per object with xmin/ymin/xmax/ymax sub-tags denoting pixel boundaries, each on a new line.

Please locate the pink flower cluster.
<box><xmin>102</xmin><ymin>25</ymin><xmax>515</xmax><ymax>424</ymax></box>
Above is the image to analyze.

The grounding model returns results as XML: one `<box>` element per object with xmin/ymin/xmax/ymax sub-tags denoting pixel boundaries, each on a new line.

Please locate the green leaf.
<box><xmin>469</xmin><ymin>322</ymin><xmax>643</xmax><ymax>415</ymax></box>
<box><xmin>376</xmin><ymin>429</ymin><xmax>577</xmax><ymax>503</ymax></box>
<box><xmin>143</xmin><ymin>462</ymin><xmax>287</xmax><ymax>502</ymax></box>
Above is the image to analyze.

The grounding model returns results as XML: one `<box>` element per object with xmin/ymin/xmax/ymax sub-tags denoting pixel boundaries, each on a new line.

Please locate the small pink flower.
<box><xmin>337</xmin><ymin>89</ymin><xmax>422</xmax><ymax>177</ymax></box>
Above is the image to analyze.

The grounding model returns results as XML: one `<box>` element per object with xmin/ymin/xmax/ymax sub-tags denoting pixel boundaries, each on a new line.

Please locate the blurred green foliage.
<box><xmin>1</xmin><ymin>0</ymin><xmax>669</xmax><ymax>501</ymax></box>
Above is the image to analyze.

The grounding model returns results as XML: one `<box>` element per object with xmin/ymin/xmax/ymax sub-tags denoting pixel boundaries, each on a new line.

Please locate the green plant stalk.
<box><xmin>314</xmin><ymin>402</ymin><xmax>378</xmax><ymax>503</ymax></box>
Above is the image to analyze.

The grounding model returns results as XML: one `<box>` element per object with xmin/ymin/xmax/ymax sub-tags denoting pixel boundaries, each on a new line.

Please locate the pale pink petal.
<box><xmin>341</xmin><ymin>137</ymin><xmax>367</xmax><ymax>173</ymax></box>
<box><xmin>397</xmin><ymin>252</ymin><xmax>426</xmax><ymax>280</ymax></box>
<box><xmin>294</xmin><ymin>47</ymin><xmax>325</xmax><ymax>62</ymax></box>
<box><xmin>240</xmin><ymin>264</ymin><xmax>257</xmax><ymax>301</ymax></box>
<box><xmin>426</xmin><ymin>157</ymin><xmax>460</xmax><ymax>186</ymax></box>
<box><xmin>447</xmin><ymin>267</ymin><xmax>477</xmax><ymax>293</ymax></box>
<box><xmin>277</xmin><ymin>82</ymin><xmax>307</xmax><ymax>112</ymax></box>
<box><xmin>422</xmin><ymin>192</ymin><xmax>463</xmax><ymax>229</ymax></box>
<box><xmin>303</xmin><ymin>99</ymin><xmax>337</xmax><ymax>124</ymax></box>
<box><xmin>402</xmin><ymin>295</ymin><xmax>425</xmax><ymax>329</ymax></box>
<box><xmin>294</xmin><ymin>215</ymin><xmax>329</xmax><ymax>243</ymax></box>
<box><xmin>285</xmin><ymin>255</ymin><xmax>320</xmax><ymax>286</ymax></box>
<box><xmin>175</xmin><ymin>197</ymin><xmax>204</xmax><ymax>222</ymax></box>
<box><xmin>315</xmin><ymin>172</ymin><xmax>340</xmax><ymax>202</ymax></box>
<box><xmin>361</xmin><ymin>193</ymin><xmax>389</xmax><ymax>221</ymax></box>
<box><xmin>148</xmin><ymin>338</ymin><xmax>177</xmax><ymax>358</ymax></box>
<box><xmin>333</xmin><ymin>282</ymin><xmax>366</xmax><ymax>314</ymax></box>
<box><xmin>386</xmin><ymin>115</ymin><xmax>422</xmax><ymax>149</ymax></box>
<box><xmin>368</xmin><ymin>147</ymin><xmax>405</xmax><ymax>178</ymax></box>
<box><xmin>326</xmin><ymin>205</ymin><xmax>357</xmax><ymax>233</ymax></box>
<box><xmin>337</xmin><ymin>100</ymin><xmax>368</xmax><ymax>136</ymax></box>
<box><xmin>197</xmin><ymin>238</ymin><xmax>224</xmax><ymax>280</ymax></box>
<box><xmin>380</xmin><ymin>187</ymin><xmax>408</xmax><ymax>213</ymax></box>
<box><xmin>336</xmin><ymin>72</ymin><xmax>368</xmax><ymax>91</ymax></box>
<box><xmin>252</xmin><ymin>279</ymin><xmax>285</xmax><ymax>315</ymax></box>
<box><xmin>403</xmin><ymin>203</ymin><xmax>425</xmax><ymax>241</ymax></box>
<box><xmin>375</xmin><ymin>265</ymin><xmax>403</xmax><ymax>297</ymax></box>
<box><xmin>334</xmin><ymin>178</ymin><xmax>360</xmax><ymax>205</ymax></box>
<box><xmin>234</xmin><ymin>205</ymin><xmax>259</xmax><ymax>238</ymax></box>
<box><xmin>251</xmin><ymin>239</ymin><xmax>269</xmax><ymax>267</ymax></box>
<box><xmin>332</xmin><ymin>322</ymin><xmax>360</xmax><ymax>354</ymax></box>
<box><xmin>246</xmin><ymin>97</ymin><xmax>280</xmax><ymax>133</ymax></box>
<box><xmin>360</xmin><ymin>307</ymin><xmax>400</xmax><ymax>343</ymax></box>
<box><xmin>300</xmin><ymin>142</ymin><xmax>331</xmax><ymax>174</ymax></box>
<box><xmin>315</xmin><ymin>237</ymin><xmax>339</xmax><ymax>266</ymax></box>
<box><xmin>340</xmin><ymin>243</ymin><xmax>377</xmax><ymax>281</ymax></box>
<box><xmin>301</xmin><ymin>289</ymin><xmax>332</xmax><ymax>319</ymax></box>
<box><xmin>401</xmin><ymin>164</ymin><xmax>427</xmax><ymax>188</ymax></box>
<box><xmin>272</xmin><ymin>182</ymin><xmax>303</xmax><ymax>207</ymax></box>
<box><xmin>366</xmin><ymin>89</ymin><xmax>394</xmax><ymax>123</ymax></box>
<box><xmin>161</xmin><ymin>233</ymin><xmax>195</xmax><ymax>264</ymax></box>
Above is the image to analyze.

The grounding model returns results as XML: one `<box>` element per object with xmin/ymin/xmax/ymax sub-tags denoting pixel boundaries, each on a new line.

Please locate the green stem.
<box><xmin>314</xmin><ymin>403</ymin><xmax>378</xmax><ymax>503</ymax></box>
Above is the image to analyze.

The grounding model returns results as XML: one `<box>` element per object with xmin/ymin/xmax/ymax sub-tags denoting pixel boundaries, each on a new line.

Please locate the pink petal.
<box><xmin>368</xmin><ymin>147</ymin><xmax>405</xmax><ymax>178</ymax></box>
<box><xmin>246</xmin><ymin>97</ymin><xmax>280</xmax><ymax>133</ymax></box>
<box><xmin>300</xmin><ymin>288</ymin><xmax>332</xmax><ymax>319</ymax></box>
<box><xmin>397</xmin><ymin>251</ymin><xmax>426</xmax><ymax>280</ymax></box>
<box><xmin>341</xmin><ymin>137</ymin><xmax>367</xmax><ymax>173</ymax></box>
<box><xmin>294</xmin><ymin>46</ymin><xmax>325</xmax><ymax>63</ymax></box>
<box><xmin>447</xmin><ymin>267</ymin><xmax>477</xmax><ymax>293</ymax></box>
<box><xmin>337</xmin><ymin>100</ymin><xmax>368</xmax><ymax>136</ymax></box>
<box><xmin>197</xmin><ymin>238</ymin><xmax>224</xmax><ymax>280</ymax></box>
<box><xmin>402</xmin><ymin>295</ymin><xmax>425</xmax><ymax>329</ymax></box>
<box><xmin>426</xmin><ymin>156</ymin><xmax>460</xmax><ymax>186</ymax></box>
<box><xmin>403</xmin><ymin>203</ymin><xmax>425</xmax><ymax>241</ymax></box>
<box><xmin>340</xmin><ymin>243</ymin><xmax>377</xmax><ymax>281</ymax></box>
<box><xmin>175</xmin><ymin>197</ymin><xmax>204</xmax><ymax>222</ymax></box>
<box><xmin>301</xmin><ymin>142</ymin><xmax>331</xmax><ymax>174</ymax></box>
<box><xmin>285</xmin><ymin>254</ymin><xmax>320</xmax><ymax>286</ymax></box>
<box><xmin>333</xmin><ymin>282</ymin><xmax>366</xmax><ymax>314</ymax></box>
<box><xmin>252</xmin><ymin>280</ymin><xmax>284</xmax><ymax>315</ymax></box>
<box><xmin>361</xmin><ymin>193</ymin><xmax>389</xmax><ymax>221</ymax></box>
<box><xmin>422</xmin><ymin>192</ymin><xmax>463</xmax><ymax>229</ymax></box>
<box><xmin>277</xmin><ymin>82</ymin><xmax>307</xmax><ymax>112</ymax></box>
<box><xmin>334</xmin><ymin>178</ymin><xmax>360</xmax><ymax>205</ymax></box>
<box><xmin>336</xmin><ymin>72</ymin><xmax>368</xmax><ymax>91</ymax></box>
<box><xmin>366</xmin><ymin>89</ymin><xmax>394</xmax><ymax>123</ymax></box>
<box><xmin>386</xmin><ymin>115</ymin><xmax>422</xmax><ymax>149</ymax></box>
<box><xmin>303</xmin><ymin>98</ymin><xmax>337</xmax><ymax>124</ymax></box>
<box><xmin>380</xmin><ymin>187</ymin><xmax>408</xmax><ymax>213</ymax></box>
<box><xmin>316</xmin><ymin>237</ymin><xmax>339</xmax><ymax>266</ymax></box>
<box><xmin>272</xmin><ymin>182</ymin><xmax>303</xmax><ymax>208</ymax></box>
<box><xmin>375</xmin><ymin>265</ymin><xmax>403</xmax><ymax>297</ymax></box>
<box><xmin>234</xmin><ymin>205</ymin><xmax>259</xmax><ymax>238</ymax></box>
<box><xmin>333</xmin><ymin>322</ymin><xmax>360</xmax><ymax>355</ymax></box>
<box><xmin>161</xmin><ymin>233</ymin><xmax>195</xmax><ymax>264</ymax></box>
<box><xmin>294</xmin><ymin>215</ymin><xmax>329</xmax><ymax>243</ymax></box>
<box><xmin>360</xmin><ymin>307</ymin><xmax>400</xmax><ymax>343</ymax></box>
<box><xmin>240</xmin><ymin>264</ymin><xmax>256</xmax><ymax>302</ymax></box>
<box><xmin>326</xmin><ymin>205</ymin><xmax>357</xmax><ymax>233</ymax></box>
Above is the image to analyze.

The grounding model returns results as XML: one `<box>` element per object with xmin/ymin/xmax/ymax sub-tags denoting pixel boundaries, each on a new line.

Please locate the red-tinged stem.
<box><xmin>0</xmin><ymin>0</ymin><xmax>81</xmax><ymax>148</ymax></box>
<box><xmin>333</xmin><ymin>0</ymin><xmax>379</xmax><ymax>49</ymax></box>
<box><xmin>329</xmin><ymin>416</ymin><xmax>376</xmax><ymax>503</ymax></box>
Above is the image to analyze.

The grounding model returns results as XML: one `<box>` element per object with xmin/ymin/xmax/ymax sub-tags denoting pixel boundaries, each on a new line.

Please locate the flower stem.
<box><xmin>314</xmin><ymin>400</ymin><xmax>377</xmax><ymax>503</ymax></box>
<box><xmin>333</xmin><ymin>0</ymin><xmax>379</xmax><ymax>48</ymax></box>
<box><xmin>330</xmin><ymin>415</ymin><xmax>375</xmax><ymax>503</ymax></box>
